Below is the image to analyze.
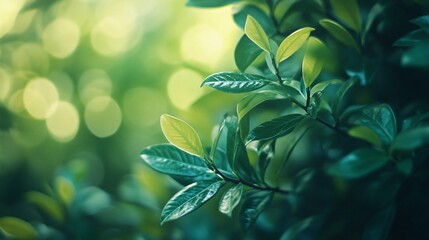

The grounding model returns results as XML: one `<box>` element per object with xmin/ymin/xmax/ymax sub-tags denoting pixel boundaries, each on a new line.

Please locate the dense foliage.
<box><xmin>141</xmin><ymin>0</ymin><xmax>429</xmax><ymax>239</ymax></box>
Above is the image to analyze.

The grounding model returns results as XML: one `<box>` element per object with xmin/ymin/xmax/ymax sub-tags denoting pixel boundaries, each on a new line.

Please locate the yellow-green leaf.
<box><xmin>55</xmin><ymin>177</ymin><xmax>75</xmax><ymax>206</ymax></box>
<box><xmin>329</xmin><ymin>0</ymin><xmax>362</xmax><ymax>33</ymax></box>
<box><xmin>319</xmin><ymin>19</ymin><xmax>360</xmax><ymax>52</ymax></box>
<box><xmin>26</xmin><ymin>191</ymin><xmax>64</xmax><ymax>222</ymax></box>
<box><xmin>160</xmin><ymin>114</ymin><xmax>205</xmax><ymax>158</ymax></box>
<box><xmin>275</xmin><ymin>27</ymin><xmax>314</xmax><ymax>64</ymax></box>
<box><xmin>0</xmin><ymin>217</ymin><xmax>37</xmax><ymax>240</ymax></box>
<box><xmin>348</xmin><ymin>126</ymin><xmax>382</xmax><ymax>147</ymax></box>
<box><xmin>245</xmin><ymin>15</ymin><xmax>271</xmax><ymax>53</ymax></box>
<box><xmin>302</xmin><ymin>37</ymin><xmax>325</xmax><ymax>88</ymax></box>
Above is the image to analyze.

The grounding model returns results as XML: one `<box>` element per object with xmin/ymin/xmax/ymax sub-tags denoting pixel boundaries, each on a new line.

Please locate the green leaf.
<box><xmin>240</xmin><ymin>190</ymin><xmax>273</xmax><ymax>229</ymax></box>
<box><xmin>233</xmin><ymin>5</ymin><xmax>276</xmax><ymax>35</ymax></box>
<box><xmin>141</xmin><ymin>144</ymin><xmax>209</xmax><ymax>176</ymax></box>
<box><xmin>390</xmin><ymin>126</ymin><xmax>429</xmax><ymax>153</ymax></box>
<box><xmin>245</xmin><ymin>15</ymin><xmax>271</xmax><ymax>52</ymax></box>
<box><xmin>219</xmin><ymin>183</ymin><xmax>243</xmax><ymax>217</ymax></box>
<box><xmin>0</xmin><ymin>217</ymin><xmax>37</xmax><ymax>240</ymax></box>
<box><xmin>237</xmin><ymin>90</ymin><xmax>286</xmax><ymax>122</ymax></box>
<box><xmin>396</xmin><ymin>159</ymin><xmax>413</xmax><ymax>176</ymax></box>
<box><xmin>202</xmin><ymin>72</ymin><xmax>272</xmax><ymax>93</ymax></box>
<box><xmin>327</xmin><ymin>148</ymin><xmax>390</xmax><ymax>179</ymax></box>
<box><xmin>332</xmin><ymin>76</ymin><xmax>358</xmax><ymax>118</ymax></box>
<box><xmin>55</xmin><ymin>176</ymin><xmax>75</xmax><ymax>206</ymax></box>
<box><xmin>234</xmin><ymin>130</ymin><xmax>261</xmax><ymax>183</ymax></box>
<box><xmin>352</xmin><ymin>104</ymin><xmax>397</xmax><ymax>145</ymax></box>
<box><xmin>235</xmin><ymin>35</ymin><xmax>264</xmax><ymax>72</ymax></box>
<box><xmin>394</xmin><ymin>29</ymin><xmax>429</xmax><ymax>47</ymax></box>
<box><xmin>160</xmin><ymin>114</ymin><xmax>205</xmax><ymax>158</ymax></box>
<box><xmin>310</xmin><ymin>79</ymin><xmax>342</xmax><ymax>96</ymax></box>
<box><xmin>186</xmin><ymin>0</ymin><xmax>239</xmax><ymax>8</ymax></box>
<box><xmin>319</xmin><ymin>19</ymin><xmax>360</xmax><ymax>52</ymax></box>
<box><xmin>161</xmin><ymin>180</ymin><xmax>224</xmax><ymax>225</ymax></box>
<box><xmin>363</xmin><ymin>205</ymin><xmax>396</xmax><ymax>240</ymax></box>
<box><xmin>411</xmin><ymin>15</ymin><xmax>429</xmax><ymax>34</ymax></box>
<box><xmin>348</xmin><ymin>126</ymin><xmax>382</xmax><ymax>147</ymax></box>
<box><xmin>276</xmin><ymin>27</ymin><xmax>314</xmax><ymax>64</ymax></box>
<box><xmin>247</xmin><ymin>114</ymin><xmax>304</xmax><ymax>142</ymax></box>
<box><xmin>308</xmin><ymin>91</ymin><xmax>323</xmax><ymax>118</ymax></box>
<box><xmin>302</xmin><ymin>37</ymin><xmax>325</xmax><ymax>88</ymax></box>
<box><xmin>257</xmin><ymin>141</ymin><xmax>275</xmax><ymax>182</ymax></box>
<box><xmin>26</xmin><ymin>191</ymin><xmax>64</xmax><ymax>222</ymax></box>
<box><xmin>402</xmin><ymin>41</ymin><xmax>429</xmax><ymax>68</ymax></box>
<box><xmin>329</xmin><ymin>0</ymin><xmax>362</xmax><ymax>33</ymax></box>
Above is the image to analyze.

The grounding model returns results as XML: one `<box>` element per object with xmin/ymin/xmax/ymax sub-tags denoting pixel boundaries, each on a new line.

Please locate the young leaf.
<box><xmin>160</xmin><ymin>114</ymin><xmax>205</xmax><ymax>158</ymax></box>
<box><xmin>319</xmin><ymin>19</ymin><xmax>360</xmax><ymax>52</ymax></box>
<box><xmin>233</xmin><ymin>5</ymin><xmax>276</xmax><ymax>35</ymax></box>
<box><xmin>141</xmin><ymin>144</ymin><xmax>209</xmax><ymax>176</ymax></box>
<box><xmin>240</xmin><ymin>190</ymin><xmax>273</xmax><ymax>229</ymax></box>
<box><xmin>326</xmin><ymin>147</ymin><xmax>390</xmax><ymax>179</ymax></box>
<box><xmin>247</xmin><ymin>114</ymin><xmax>304</xmax><ymax>142</ymax></box>
<box><xmin>348</xmin><ymin>126</ymin><xmax>382</xmax><ymax>147</ymax></box>
<box><xmin>351</xmin><ymin>104</ymin><xmax>397</xmax><ymax>145</ymax></box>
<box><xmin>329</xmin><ymin>0</ymin><xmax>362</xmax><ymax>33</ymax></box>
<box><xmin>0</xmin><ymin>217</ymin><xmax>37</xmax><ymax>239</ymax></box>
<box><xmin>219</xmin><ymin>183</ymin><xmax>243</xmax><ymax>217</ymax></box>
<box><xmin>276</xmin><ymin>27</ymin><xmax>314</xmax><ymax>64</ymax></box>
<box><xmin>245</xmin><ymin>15</ymin><xmax>271</xmax><ymax>52</ymax></box>
<box><xmin>332</xmin><ymin>76</ymin><xmax>358</xmax><ymax>118</ymax></box>
<box><xmin>186</xmin><ymin>0</ymin><xmax>239</xmax><ymax>8</ymax></box>
<box><xmin>161</xmin><ymin>180</ymin><xmax>224</xmax><ymax>225</ymax></box>
<box><xmin>202</xmin><ymin>72</ymin><xmax>272</xmax><ymax>93</ymax></box>
<box><xmin>237</xmin><ymin>90</ymin><xmax>286</xmax><ymax>122</ymax></box>
<box><xmin>302</xmin><ymin>37</ymin><xmax>325</xmax><ymax>88</ymax></box>
<box><xmin>235</xmin><ymin>35</ymin><xmax>264</xmax><ymax>72</ymax></box>
<box><xmin>310</xmin><ymin>79</ymin><xmax>342</xmax><ymax>96</ymax></box>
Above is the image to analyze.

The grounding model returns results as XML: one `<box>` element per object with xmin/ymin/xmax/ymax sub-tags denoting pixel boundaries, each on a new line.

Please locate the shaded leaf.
<box><xmin>235</xmin><ymin>35</ymin><xmax>263</xmax><ymax>72</ymax></box>
<box><xmin>390</xmin><ymin>126</ymin><xmax>429</xmax><ymax>153</ymax></box>
<box><xmin>257</xmin><ymin>140</ymin><xmax>275</xmax><ymax>182</ymax></box>
<box><xmin>233</xmin><ymin>5</ymin><xmax>276</xmax><ymax>35</ymax></box>
<box><xmin>411</xmin><ymin>15</ymin><xmax>429</xmax><ymax>34</ymax></box>
<box><xmin>327</xmin><ymin>148</ymin><xmax>390</xmax><ymax>179</ymax></box>
<box><xmin>161</xmin><ymin>180</ymin><xmax>224</xmax><ymax>225</ymax></box>
<box><xmin>245</xmin><ymin>15</ymin><xmax>271</xmax><ymax>52</ymax></box>
<box><xmin>310</xmin><ymin>79</ymin><xmax>342</xmax><ymax>96</ymax></box>
<box><xmin>402</xmin><ymin>41</ymin><xmax>429</xmax><ymax>68</ymax></box>
<box><xmin>332</xmin><ymin>76</ymin><xmax>358</xmax><ymax>118</ymax></box>
<box><xmin>237</xmin><ymin>90</ymin><xmax>286</xmax><ymax>122</ymax></box>
<box><xmin>160</xmin><ymin>114</ymin><xmax>205</xmax><ymax>158</ymax></box>
<box><xmin>302</xmin><ymin>37</ymin><xmax>325</xmax><ymax>88</ymax></box>
<box><xmin>319</xmin><ymin>19</ymin><xmax>360</xmax><ymax>52</ymax></box>
<box><xmin>329</xmin><ymin>0</ymin><xmax>362</xmax><ymax>33</ymax></box>
<box><xmin>276</xmin><ymin>27</ymin><xmax>314</xmax><ymax>64</ymax></box>
<box><xmin>186</xmin><ymin>0</ymin><xmax>239</xmax><ymax>8</ymax></box>
<box><xmin>247</xmin><ymin>114</ymin><xmax>304</xmax><ymax>142</ymax></box>
<box><xmin>363</xmin><ymin>205</ymin><xmax>396</xmax><ymax>240</ymax></box>
<box><xmin>141</xmin><ymin>144</ymin><xmax>209</xmax><ymax>176</ymax></box>
<box><xmin>0</xmin><ymin>217</ymin><xmax>37</xmax><ymax>240</ymax></box>
<box><xmin>202</xmin><ymin>72</ymin><xmax>272</xmax><ymax>93</ymax></box>
<box><xmin>394</xmin><ymin>29</ymin><xmax>429</xmax><ymax>47</ymax></box>
<box><xmin>240</xmin><ymin>190</ymin><xmax>273</xmax><ymax>229</ymax></box>
<box><xmin>219</xmin><ymin>183</ymin><xmax>243</xmax><ymax>216</ymax></box>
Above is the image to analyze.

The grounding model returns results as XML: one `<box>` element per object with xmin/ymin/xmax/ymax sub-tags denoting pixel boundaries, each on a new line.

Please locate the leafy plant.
<box><xmin>141</xmin><ymin>0</ymin><xmax>429</xmax><ymax>238</ymax></box>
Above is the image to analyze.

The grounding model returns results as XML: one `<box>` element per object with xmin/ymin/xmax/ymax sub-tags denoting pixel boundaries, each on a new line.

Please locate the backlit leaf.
<box><xmin>219</xmin><ymin>183</ymin><xmax>243</xmax><ymax>217</ymax></box>
<box><xmin>348</xmin><ymin>126</ymin><xmax>382</xmax><ymax>147</ymax></box>
<box><xmin>161</xmin><ymin>180</ymin><xmax>224</xmax><ymax>224</ymax></box>
<box><xmin>245</xmin><ymin>15</ymin><xmax>271</xmax><ymax>52</ymax></box>
<box><xmin>0</xmin><ymin>217</ymin><xmax>37</xmax><ymax>239</ymax></box>
<box><xmin>233</xmin><ymin>5</ymin><xmax>276</xmax><ymax>35</ymax></box>
<box><xmin>202</xmin><ymin>72</ymin><xmax>272</xmax><ymax>93</ymax></box>
<box><xmin>160</xmin><ymin>114</ymin><xmax>205</xmax><ymax>158</ymax></box>
<box><xmin>276</xmin><ymin>27</ymin><xmax>314</xmax><ymax>64</ymax></box>
<box><xmin>26</xmin><ymin>191</ymin><xmax>64</xmax><ymax>222</ymax></box>
<box><xmin>302</xmin><ymin>37</ymin><xmax>325</xmax><ymax>88</ymax></box>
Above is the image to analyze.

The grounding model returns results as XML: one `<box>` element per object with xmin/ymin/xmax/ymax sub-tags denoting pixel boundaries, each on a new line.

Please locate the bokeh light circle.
<box><xmin>46</xmin><ymin>101</ymin><xmax>80</xmax><ymax>142</ymax></box>
<box><xmin>23</xmin><ymin>78</ymin><xmax>59</xmax><ymax>119</ymax></box>
<box><xmin>84</xmin><ymin>96</ymin><xmax>122</xmax><ymax>138</ymax></box>
<box><xmin>167</xmin><ymin>69</ymin><xmax>206</xmax><ymax>110</ymax></box>
<box><xmin>43</xmin><ymin>18</ymin><xmax>80</xmax><ymax>59</ymax></box>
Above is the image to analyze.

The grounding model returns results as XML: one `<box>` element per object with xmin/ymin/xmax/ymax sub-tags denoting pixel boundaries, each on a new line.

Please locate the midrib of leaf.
<box><xmin>170</xmin><ymin>121</ymin><xmax>202</xmax><ymax>156</ymax></box>
<box><xmin>361</xmin><ymin>111</ymin><xmax>393</xmax><ymax>142</ymax></box>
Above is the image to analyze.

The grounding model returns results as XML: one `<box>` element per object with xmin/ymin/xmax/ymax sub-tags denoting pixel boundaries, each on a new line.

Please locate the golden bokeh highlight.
<box><xmin>78</xmin><ymin>69</ymin><xmax>112</xmax><ymax>105</ymax></box>
<box><xmin>43</xmin><ymin>18</ymin><xmax>81</xmax><ymax>59</ymax></box>
<box><xmin>0</xmin><ymin>68</ymin><xmax>11</xmax><ymax>101</ymax></box>
<box><xmin>0</xmin><ymin>0</ymin><xmax>26</xmax><ymax>38</ymax></box>
<box><xmin>23</xmin><ymin>78</ymin><xmax>59</xmax><ymax>120</ymax></box>
<box><xmin>167</xmin><ymin>69</ymin><xmax>206</xmax><ymax>110</ymax></box>
<box><xmin>84</xmin><ymin>96</ymin><xmax>122</xmax><ymax>138</ymax></box>
<box><xmin>46</xmin><ymin>101</ymin><xmax>80</xmax><ymax>142</ymax></box>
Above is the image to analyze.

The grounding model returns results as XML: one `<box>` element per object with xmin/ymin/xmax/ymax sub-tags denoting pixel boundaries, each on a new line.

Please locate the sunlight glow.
<box><xmin>85</xmin><ymin>96</ymin><xmax>122</xmax><ymax>138</ymax></box>
<box><xmin>43</xmin><ymin>18</ymin><xmax>81</xmax><ymax>58</ymax></box>
<box><xmin>46</xmin><ymin>101</ymin><xmax>80</xmax><ymax>142</ymax></box>
<box><xmin>23</xmin><ymin>78</ymin><xmax>59</xmax><ymax>120</ymax></box>
<box><xmin>167</xmin><ymin>69</ymin><xmax>206</xmax><ymax>110</ymax></box>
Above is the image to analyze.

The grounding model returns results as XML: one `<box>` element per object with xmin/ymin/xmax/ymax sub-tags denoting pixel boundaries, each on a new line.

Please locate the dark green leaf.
<box><xmin>310</xmin><ymin>79</ymin><xmax>342</xmax><ymax>96</ymax></box>
<box><xmin>233</xmin><ymin>5</ymin><xmax>276</xmax><ymax>35</ymax></box>
<box><xmin>202</xmin><ymin>72</ymin><xmax>272</xmax><ymax>93</ymax></box>
<box><xmin>141</xmin><ymin>144</ymin><xmax>209</xmax><ymax>176</ymax></box>
<box><xmin>332</xmin><ymin>76</ymin><xmax>358</xmax><ymax>118</ymax></box>
<box><xmin>235</xmin><ymin>35</ymin><xmax>263</xmax><ymax>72</ymax></box>
<box><xmin>247</xmin><ymin>114</ymin><xmax>304</xmax><ymax>142</ymax></box>
<box><xmin>237</xmin><ymin>90</ymin><xmax>287</xmax><ymax>121</ymax></box>
<box><xmin>396</xmin><ymin>159</ymin><xmax>413</xmax><ymax>176</ymax></box>
<box><xmin>186</xmin><ymin>0</ymin><xmax>239</xmax><ymax>8</ymax></box>
<box><xmin>329</xmin><ymin>0</ymin><xmax>362</xmax><ymax>33</ymax></box>
<box><xmin>213</xmin><ymin>147</ymin><xmax>237</xmax><ymax>180</ymax></box>
<box><xmin>411</xmin><ymin>15</ymin><xmax>429</xmax><ymax>34</ymax></box>
<box><xmin>351</xmin><ymin>104</ymin><xmax>397</xmax><ymax>145</ymax></box>
<box><xmin>161</xmin><ymin>180</ymin><xmax>224</xmax><ymax>225</ymax></box>
<box><xmin>402</xmin><ymin>41</ymin><xmax>429</xmax><ymax>68</ymax></box>
<box><xmin>390</xmin><ymin>126</ymin><xmax>429</xmax><ymax>153</ymax></box>
<box><xmin>363</xmin><ymin>205</ymin><xmax>396</xmax><ymax>240</ymax></box>
<box><xmin>327</xmin><ymin>147</ymin><xmax>390</xmax><ymax>179</ymax></box>
<box><xmin>219</xmin><ymin>183</ymin><xmax>243</xmax><ymax>217</ymax></box>
<box><xmin>257</xmin><ymin>140</ymin><xmax>275</xmax><ymax>182</ymax></box>
<box><xmin>240</xmin><ymin>190</ymin><xmax>273</xmax><ymax>230</ymax></box>
<box><xmin>308</xmin><ymin>91</ymin><xmax>323</xmax><ymax>119</ymax></box>
<box><xmin>280</xmin><ymin>217</ymin><xmax>318</xmax><ymax>240</ymax></box>
<box><xmin>402</xmin><ymin>112</ymin><xmax>429</xmax><ymax>131</ymax></box>
<box><xmin>319</xmin><ymin>19</ymin><xmax>360</xmax><ymax>52</ymax></box>
<box><xmin>394</xmin><ymin>29</ymin><xmax>429</xmax><ymax>47</ymax></box>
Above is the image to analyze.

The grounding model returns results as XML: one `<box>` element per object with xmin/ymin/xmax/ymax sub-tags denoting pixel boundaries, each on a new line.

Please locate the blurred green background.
<box><xmin>0</xmin><ymin>0</ymin><xmax>247</xmax><ymax>239</ymax></box>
